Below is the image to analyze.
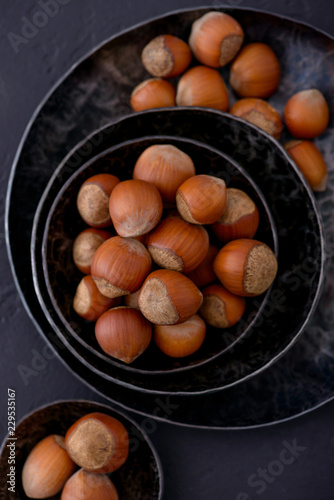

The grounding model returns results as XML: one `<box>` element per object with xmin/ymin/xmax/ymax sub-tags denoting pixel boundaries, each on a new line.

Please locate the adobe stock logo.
<box><xmin>7</xmin><ymin>0</ymin><xmax>71</xmax><ymax>54</ymax></box>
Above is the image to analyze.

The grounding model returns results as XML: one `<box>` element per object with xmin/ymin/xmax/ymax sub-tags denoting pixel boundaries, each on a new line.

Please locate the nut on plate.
<box><xmin>141</xmin><ymin>34</ymin><xmax>192</xmax><ymax>78</ymax></box>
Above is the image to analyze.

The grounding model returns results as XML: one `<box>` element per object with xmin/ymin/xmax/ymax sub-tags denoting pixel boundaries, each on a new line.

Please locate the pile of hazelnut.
<box><xmin>21</xmin><ymin>412</ymin><xmax>129</xmax><ymax>499</ymax></box>
<box><xmin>72</xmin><ymin>143</ymin><xmax>278</xmax><ymax>364</ymax></box>
<box><xmin>130</xmin><ymin>11</ymin><xmax>329</xmax><ymax>192</ymax></box>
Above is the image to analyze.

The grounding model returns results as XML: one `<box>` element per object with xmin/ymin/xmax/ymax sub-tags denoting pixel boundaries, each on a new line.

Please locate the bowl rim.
<box><xmin>0</xmin><ymin>398</ymin><xmax>164</xmax><ymax>500</ymax></box>
<box><xmin>30</xmin><ymin>106</ymin><xmax>325</xmax><ymax>396</ymax></box>
<box><xmin>33</xmin><ymin>133</ymin><xmax>279</xmax><ymax>376</ymax></box>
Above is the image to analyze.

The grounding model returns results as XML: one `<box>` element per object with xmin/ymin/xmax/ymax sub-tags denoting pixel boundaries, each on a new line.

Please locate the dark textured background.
<box><xmin>1</xmin><ymin>1</ymin><xmax>334</xmax><ymax>499</ymax></box>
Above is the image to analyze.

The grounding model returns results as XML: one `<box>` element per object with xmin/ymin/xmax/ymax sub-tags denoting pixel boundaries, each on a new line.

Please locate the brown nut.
<box><xmin>130</xmin><ymin>78</ymin><xmax>176</xmax><ymax>111</ymax></box>
<box><xmin>285</xmin><ymin>140</ymin><xmax>328</xmax><ymax>192</ymax></box>
<box><xmin>73</xmin><ymin>228</ymin><xmax>112</xmax><ymax>275</ymax></box>
<box><xmin>65</xmin><ymin>412</ymin><xmax>129</xmax><ymax>474</ymax></box>
<box><xmin>77</xmin><ymin>174</ymin><xmax>120</xmax><ymax>228</ymax></box>
<box><xmin>147</xmin><ymin>215</ymin><xmax>209</xmax><ymax>273</ymax></box>
<box><xmin>141</xmin><ymin>34</ymin><xmax>192</xmax><ymax>78</ymax></box>
<box><xmin>95</xmin><ymin>306</ymin><xmax>152</xmax><ymax>364</ymax></box>
<box><xmin>61</xmin><ymin>469</ymin><xmax>119</xmax><ymax>500</ymax></box>
<box><xmin>133</xmin><ymin>144</ymin><xmax>196</xmax><ymax>205</ymax></box>
<box><xmin>211</xmin><ymin>188</ymin><xmax>259</xmax><ymax>243</ymax></box>
<box><xmin>91</xmin><ymin>236</ymin><xmax>152</xmax><ymax>298</ymax></box>
<box><xmin>283</xmin><ymin>89</ymin><xmax>329</xmax><ymax>139</ymax></box>
<box><xmin>199</xmin><ymin>284</ymin><xmax>246</xmax><ymax>328</ymax></box>
<box><xmin>229</xmin><ymin>43</ymin><xmax>280</xmax><ymax>98</ymax></box>
<box><xmin>109</xmin><ymin>179</ymin><xmax>163</xmax><ymax>237</ymax></box>
<box><xmin>176</xmin><ymin>174</ymin><xmax>227</xmax><ymax>224</ymax></box>
<box><xmin>189</xmin><ymin>11</ymin><xmax>244</xmax><ymax>67</ymax></box>
<box><xmin>186</xmin><ymin>244</ymin><xmax>219</xmax><ymax>288</ymax></box>
<box><xmin>138</xmin><ymin>269</ymin><xmax>203</xmax><ymax>325</ymax></box>
<box><xmin>230</xmin><ymin>98</ymin><xmax>283</xmax><ymax>139</ymax></box>
<box><xmin>154</xmin><ymin>314</ymin><xmax>206</xmax><ymax>358</ymax></box>
<box><xmin>22</xmin><ymin>435</ymin><xmax>76</xmax><ymax>499</ymax></box>
<box><xmin>176</xmin><ymin>66</ymin><xmax>229</xmax><ymax>111</ymax></box>
<box><xmin>73</xmin><ymin>275</ymin><xmax>121</xmax><ymax>321</ymax></box>
<box><xmin>213</xmin><ymin>239</ymin><xmax>278</xmax><ymax>297</ymax></box>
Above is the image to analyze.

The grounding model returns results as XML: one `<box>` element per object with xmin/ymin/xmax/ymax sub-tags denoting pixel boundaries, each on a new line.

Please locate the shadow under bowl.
<box><xmin>0</xmin><ymin>399</ymin><xmax>163</xmax><ymax>500</ymax></box>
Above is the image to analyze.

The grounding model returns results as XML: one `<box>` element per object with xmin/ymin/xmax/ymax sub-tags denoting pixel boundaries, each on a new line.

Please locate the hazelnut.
<box><xmin>138</xmin><ymin>269</ymin><xmax>203</xmax><ymax>325</ymax></box>
<box><xmin>213</xmin><ymin>239</ymin><xmax>278</xmax><ymax>296</ymax></box>
<box><xmin>73</xmin><ymin>228</ymin><xmax>112</xmax><ymax>274</ymax></box>
<box><xmin>211</xmin><ymin>188</ymin><xmax>259</xmax><ymax>243</ymax></box>
<box><xmin>91</xmin><ymin>236</ymin><xmax>151</xmax><ymax>298</ymax></box>
<box><xmin>229</xmin><ymin>43</ymin><xmax>280</xmax><ymax>98</ymax></box>
<box><xmin>230</xmin><ymin>98</ymin><xmax>283</xmax><ymax>139</ymax></box>
<box><xmin>283</xmin><ymin>88</ymin><xmax>329</xmax><ymax>139</ymax></box>
<box><xmin>176</xmin><ymin>174</ymin><xmax>227</xmax><ymax>224</ymax></box>
<box><xmin>73</xmin><ymin>275</ymin><xmax>121</xmax><ymax>321</ymax></box>
<box><xmin>154</xmin><ymin>314</ymin><xmax>206</xmax><ymax>358</ymax></box>
<box><xmin>133</xmin><ymin>144</ymin><xmax>195</xmax><ymax>205</ymax></box>
<box><xmin>130</xmin><ymin>78</ymin><xmax>176</xmax><ymax>111</ymax></box>
<box><xmin>65</xmin><ymin>412</ymin><xmax>129</xmax><ymax>474</ymax></box>
<box><xmin>176</xmin><ymin>66</ymin><xmax>229</xmax><ymax>111</ymax></box>
<box><xmin>142</xmin><ymin>34</ymin><xmax>192</xmax><ymax>78</ymax></box>
<box><xmin>95</xmin><ymin>306</ymin><xmax>152</xmax><ymax>364</ymax></box>
<box><xmin>77</xmin><ymin>174</ymin><xmax>120</xmax><ymax>228</ymax></box>
<box><xmin>199</xmin><ymin>284</ymin><xmax>246</xmax><ymax>328</ymax></box>
<box><xmin>22</xmin><ymin>435</ymin><xmax>76</xmax><ymax>499</ymax></box>
<box><xmin>147</xmin><ymin>215</ymin><xmax>209</xmax><ymax>273</ymax></box>
<box><xmin>189</xmin><ymin>11</ymin><xmax>244</xmax><ymax>67</ymax></box>
<box><xmin>285</xmin><ymin>140</ymin><xmax>328</xmax><ymax>191</ymax></box>
<box><xmin>109</xmin><ymin>179</ymin><xmax>163</xmax><ymax>237</ymax></box>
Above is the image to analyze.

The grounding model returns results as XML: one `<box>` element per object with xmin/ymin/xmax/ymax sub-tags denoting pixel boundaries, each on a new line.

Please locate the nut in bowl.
<box><xmin>31</xmin><ymin>108</ymin><xmax>324</xmax><ymax>396</ymax></box>
<box><xmin>0</xmin><ymin>400</ymin><xmax>163</xmax><ymax>500</ymax></box>
<box><xmin>34</xmin><ymin>134</ymin><xmax>277</xmax><ymax>380</ymax></box>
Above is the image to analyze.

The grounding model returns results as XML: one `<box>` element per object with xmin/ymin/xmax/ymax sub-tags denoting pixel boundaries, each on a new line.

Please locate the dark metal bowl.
<box><xmin>31</xmin><ymin>108</ymin><xmax>324</xmax><ymax>396</ymax></box>
<box><xmin>6</xmin><ymin>6</ymin><xmax>333</xmax><ymax>426</ymax></box>
<box><xmin>0</xmin><ymin>400</ymin><xmax>163</xmax><ymax>500</ymax></box>
<box><xmin>32</xmin><ymin>135</ymin><xmax>277</xmax><ymax>378</ymax></box>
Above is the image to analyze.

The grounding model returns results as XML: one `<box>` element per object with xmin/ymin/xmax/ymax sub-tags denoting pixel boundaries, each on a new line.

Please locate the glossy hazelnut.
<box><xmin>73</xmin><ymin>228</ymin><xmax>112</xmax><ymax>274</ymax></box>
<box><xmin>229</xmin><ymin>43</ymin><xmax>280</xmax><ymax>98</ymax></box>
<box><xmin>213</xmin><ymin>239</ymin><xmax>278</xmax><ymax>297</ymax></box>
<box><xmin>91</xmin><ymin>236</ymin><xmax>151</xmax><ymax>298</ymax></box>
<box><xmin>230</xmin><ymin>98</ymin><xmax>283</xmax><ymax>139</ymax></box>
<box><xmin>199</xmin><ymin>284</ymin><xmax>246</xmax><ymax>328</ymax></box>
<box><xmin>77</xmin><ymin>174</ymin><xmax>120</xmax><ymax>228</ymax></box>
<box><xmin>186</xmin><ymin>244</ymin><xmax>219</xmax><ymax>288</ymax></box>
<box><xmin>176</xmin><ymin>66</ymin><xmax>229</xmax><ymax>111</ymax></box>
<box><xmin>211</xmin><ymin>188</ymin><xmax>259</xmax><ymax>242</ymax></box>
<box><xmin>176</xmin><ymin>174</ymin><xmax>227</xmax><ymax>224</ymax></box>
<box><xmin>109</xmin><ymin>179</ymin><xmax>163</xmax><ymax>237</ymax></box>
<box><xmin>142</xmin><ymin>34</ymin><xmax>192</xmax><ymax>78</ymax></box>
<box><xmin>147</xmin><ymin>215</ymin><xmax>209</xmax><ymax>273</ymax></box>
<box><xmin>138</xmin><ymin>269</ymin><xmax>203</xmax><ymax>325</ymax></box>
<box><xmin>95</xmin><ymin>306</ymin><xmax>152</xmax><ymax>363</ymax></box>
<box><xmin>73</xmin><ymin>275</ymin><xmax>121</xmax><ymax>321</ymax></box>
<box><xmin>65</xmin><ymin>412</ymin><xmax>129</xmax><ymax>474</ymax></box>
<box><xmin>133</xmin><ymin>144</ymin><xmax>195</xmax><ymax>205</ymax></box>
<box><xmin>154</xmin><ymin>314</ymin><xmax>206</xmax><ymax>357</ymax></box>
<box><xmin>283</xmin><ymin>89</ymin><xmax>329</xmax><ymax>139</ymax></box>
<box><xmin>130</xmin><ymin>78</ymin><xmax>176</xmax><ymax>111</ymax></box>
<box><xmin>22</xmin><ymin>435</ymin><xmax>76</xmax><ymax>499</ymax></box>
<box><xmin>285</xmin><ymin>140</ymin><xmax>328</xmax><ymax>191</ymax></box>
<box><xmin>61</xmin><ymin>469</ymin><xmax>119</xmax><ymax>500</ymax></box>
<box><xmin>189</xmin><ymin>11</ymin><xmax>244</xmax><ymax>67</ymax></box>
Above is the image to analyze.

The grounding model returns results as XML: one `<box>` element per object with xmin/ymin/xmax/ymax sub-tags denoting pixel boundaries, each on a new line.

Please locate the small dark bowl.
<box><xmin>31</xmin><ymin>109</ymin><xmax>324</xmax><ymax>396</ymax></box>
<box><xmin>33</xmin><ymin>135</ymin><xmax>277</xmax><ymax>379</ymax></box>
<box><xmin>0</xmin><ymin>400</ymin><xmax>163</xmax><ymax>500</ymax></box>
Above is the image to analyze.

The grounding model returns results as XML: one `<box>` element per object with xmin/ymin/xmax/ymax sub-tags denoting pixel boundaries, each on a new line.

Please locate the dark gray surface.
<box><xmin>1</xmin><ymin>1</ymin><xmax>334</xmax><ymax>499</ymax></box>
